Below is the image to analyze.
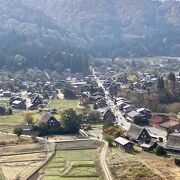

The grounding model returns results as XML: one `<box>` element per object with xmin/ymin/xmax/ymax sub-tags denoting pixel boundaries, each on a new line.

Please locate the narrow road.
<box><xmin>100</xmin><ymin>142</ymin><xmax>113</xmax><ymax>180</ymax></box>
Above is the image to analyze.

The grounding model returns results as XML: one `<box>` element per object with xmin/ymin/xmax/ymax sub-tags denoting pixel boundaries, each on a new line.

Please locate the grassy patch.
<box><xmin>66</xmin><ymin>166</ymin><xmax>97</xmax><ymax>176</ymax></box>
<box><xmin>48</xmin><ymin>99</ymin><xmax>78</xmax><ymax>110</ymax></box>
<box><xmin>0</xmin><ymin>110</ymin><xmax>41</xmax><ymax>132</ymax></box>
<box><xmin>106</xmin><ymin>147</ymin><xmax>179</xmax><ymax>180</ymax></box>
<box><xmin>0</xmin><ymin>97</ymin><xmax>9</xmax><ymax>104</ymax></box>
<box><xmin>43</xmin><ymin>177</ymin><xmax>98</xmax><ymax>180</ymax></box>
<box><xmin>0</xmin><ymin>167</ymin><xmax>5</xmax><ymax>180</ymax></box>
<box><xmin>56</xmin><ymin>149</ymin><xmax>97</xmax><ymax>161</ymax></box>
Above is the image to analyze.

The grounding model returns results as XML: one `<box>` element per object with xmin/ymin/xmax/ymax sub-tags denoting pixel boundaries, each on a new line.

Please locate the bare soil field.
<box><xmin>47</xmin><ymin>135</ymin><xmax>77</xmax><ymax>141</ymax></box>
<box><xmin>0</xmin><ymin>143</ymin><xmax>46</xmax><ymax>155</ymax></box>
<box><xmin>107</xmin><ymin>147</ymin><xmax>180</xmax><ymax>180</ymax></box>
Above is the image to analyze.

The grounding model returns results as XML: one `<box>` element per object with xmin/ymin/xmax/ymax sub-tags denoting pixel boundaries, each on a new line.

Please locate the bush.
<box><xmin>155</xmin><ymin>146</ymin><xmax>167</xmax><ymax>156</ymax></box>
<box><xmin>174</xmin><ymin>159</ymin><xmax>180</xmax><ymax>166</ymax></box>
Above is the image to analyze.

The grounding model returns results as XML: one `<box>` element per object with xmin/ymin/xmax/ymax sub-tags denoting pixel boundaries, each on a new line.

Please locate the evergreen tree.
<box><xmin>157</xmin><ymin>77</ymin><xmax>165</xmax><ymax>89</ymax></box>
<box><xmin>168</xmin><ymin>72</ymin><xmax>176</xmax><ymax>82</ymax></box>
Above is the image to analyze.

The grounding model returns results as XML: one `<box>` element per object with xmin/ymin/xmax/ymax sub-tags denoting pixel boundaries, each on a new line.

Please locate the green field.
<box><xmin>0</xmin><ymin>110</ymin><xmax>41</xmax><ymax>132</ymax></box>
<box><xmin>48</xmin><ymin>99</ymin><xmax>78</xmax><ymax>110</ymax></box>
<box><xmin>56</xmin><ymin>149</ymin><xmax>97</xmax><ymax>161</ymax></box>
<box><xmin>43</xmin><ymin>149</ymin><xmax>99</xmax><ymax>179</ymax></box>
<box><xmin>0</xmin><ymin>97</ymin><xmax>9</xmax><ymax>104</ymax></box>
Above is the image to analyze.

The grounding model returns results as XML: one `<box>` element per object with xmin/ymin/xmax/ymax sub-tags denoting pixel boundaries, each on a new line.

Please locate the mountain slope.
<box><xmin>23</xmin><ymin>0</ymin><xmax>180</xmax><ymax>57</ymax></box>
<box><xmin>0</xmin><ymin>0</ymin><xmax>180</xmax><ymax>72</ymax></box>
<box><xmin>0</xmin><ymin>0</ymin><xmax>89</xmax><ymax>72</ymax></box>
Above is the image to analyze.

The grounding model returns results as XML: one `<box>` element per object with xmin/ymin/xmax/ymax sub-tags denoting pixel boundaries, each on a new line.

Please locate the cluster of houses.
<box><xmin>115</xmin><ymin>123</ymin><xmax>180</xmax><ymax>153</ymax></box>
<box><xmin>151</xmin><ymin>114</ymin><xmax>180</xmax><ymax>132</ymax></box>
<box><xmin>114</xmin><ymin>96</ymin><xmax>151</xmax><ymax>125</ymax></box>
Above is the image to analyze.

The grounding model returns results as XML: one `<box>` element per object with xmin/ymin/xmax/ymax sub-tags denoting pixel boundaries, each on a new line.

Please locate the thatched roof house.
<box><xmin>127</xmin><ymin>124</ymin><xmax>151</xmax><ymax>143</ymax></box>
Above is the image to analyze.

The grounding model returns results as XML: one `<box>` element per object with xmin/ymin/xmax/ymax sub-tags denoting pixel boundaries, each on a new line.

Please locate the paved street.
<box><xmin>92</xmin><ymin>68</ymin><xmax>167</xmax><ymax>140</ymax></box>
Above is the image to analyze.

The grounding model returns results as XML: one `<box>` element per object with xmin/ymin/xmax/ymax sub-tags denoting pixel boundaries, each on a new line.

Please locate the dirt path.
<box><xmin>100</xmin><ymin>143</ymin><xmax>113</xmax><ymax>180</ymax></box>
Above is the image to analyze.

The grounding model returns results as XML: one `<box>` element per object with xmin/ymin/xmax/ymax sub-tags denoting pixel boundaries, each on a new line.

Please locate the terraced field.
<box><xmin>42</xmin><ymin>141</ymin><xmax>102</xmax><ymax>180</ymax></box>
<box><xmin>0</xmin><ymin>137</ymin><xmax>52</xmax><ymax>180</ymax></box>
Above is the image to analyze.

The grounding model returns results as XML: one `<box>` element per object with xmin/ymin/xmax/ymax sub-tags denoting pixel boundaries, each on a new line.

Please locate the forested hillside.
<box><xmin>0</xmin><ymin>0</ymin><xmax>89</xmax><ymax>72</ymax></box>
<box><xmin>0</xmin><ymin>0</ymin><xmax>180</xmax><ymax>72</ymax></box>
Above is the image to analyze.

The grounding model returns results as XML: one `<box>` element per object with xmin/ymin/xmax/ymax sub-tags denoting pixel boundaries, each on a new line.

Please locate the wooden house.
<box><xmin>12</xmin><ymin>100</ymin><xmax>26</xmax><ymax>109</ymax></box>
<box><xmin>109</xmin><ymin>82</ymin><xmax>118</xmax><ymax>95</ymax></box>
<box><xmin>37</xmin><ymin>113</ymin><xmax>61</xmax><ymax>128</ymax></box>
<box><xmin>31</xmin><ymin>95</ymin><xmax>43</xmax><ymax>108</ymax></box>
<box><xmin>115</xmin><ymin>136</ymin><xmax>134</xmax><ymax>153</ymax></box>
<box><xmin>127</xmin><ymin>124</ymin><xmax>151</xmax><ymax>144</ymax></box>
<box><xmin>96</xmin><ymin>99</ymin><xmax>108</xmax><ymax>109</ymax></box>
<box><xmin>103</xmin><ymin>109</ymin><xmax>115</xmax><ymax>122</ymax></box>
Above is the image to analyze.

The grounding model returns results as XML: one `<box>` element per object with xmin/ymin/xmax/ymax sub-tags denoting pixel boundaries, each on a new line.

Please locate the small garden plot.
<box><xmin>48</xmin><ymin>99</ymin><xmax>78</xmax><ymax>110</ymax></box>
<box><xmin>43</xmin><ymin>153</ymin><xmax>66</xmax><ymax>175</ymax></box>
<box><xmin>56</xmin><ymin>149</ymin><xmax>97</xmax><ymax>161</ymax></box>
<box><xmin>46</xmin><ymin>162</ymin><xmax>65</xmax><ymax>168</ymax></box>
<box><xmin>50</xmin><ymin>157</ymin><xmax>64</xmax><ymax>163</ymax></box>
<box><xmin>66</xmin><ymin>166</ymin><xmax>97</xmax><ymax>177</ymax></box>
<box><xmin>72</xmin><ymin>161</ymin><xmax>94</xmax><ymax>165</ymax></box>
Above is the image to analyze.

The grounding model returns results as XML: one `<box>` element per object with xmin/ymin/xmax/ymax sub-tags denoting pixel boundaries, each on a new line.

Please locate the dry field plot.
<box><xmin>107</xmin><ymin>147</ymin><xmax>180</xmax><ymax>180</ymax></box>
<box><xmin>0</xmin><ymin>133</ymin><xmax>32</xmax><ymax>145</ymax></box>
<box><xmin>0</xmin><ymin>141</ymin><xmax>51</xmax><ymax>180</ymax></box>
<box><xmin>0</xmin><ymin>143</ymin><xmax>45</xmax><ymax>155</ymax></box>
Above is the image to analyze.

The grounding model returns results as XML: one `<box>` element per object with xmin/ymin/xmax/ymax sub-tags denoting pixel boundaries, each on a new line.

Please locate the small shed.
<box><xmin>114</xmin><ymin>136</ymin><xmax>134</xmax><ymax>153</ymax></box>
<box><xmin>140</xmin><ymin>142</ymin><xmax>157</xmax><ymax>151</ymax></box>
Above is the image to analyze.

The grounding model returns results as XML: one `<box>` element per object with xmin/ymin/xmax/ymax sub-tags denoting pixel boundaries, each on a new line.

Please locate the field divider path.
<box><xmin>100</xmin><ymin>142</ymin><xmax>113</xmax><ymax>180</ymax></box>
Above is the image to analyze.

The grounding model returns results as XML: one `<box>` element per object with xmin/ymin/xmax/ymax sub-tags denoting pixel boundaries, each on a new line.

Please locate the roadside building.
<box><xmin>166</xmin><ymin>133</ymin><xmax>180</xmax><ymax>152</ymax></box>
<box><xmin>127</xmin><ymin>124</ymin><xmax>151</xmax><ymax>144</ymax></box>
<box><xmin>103</xmin><ymin>108</ymin><xmax>116</xmax><ymax>122</ymax></box>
